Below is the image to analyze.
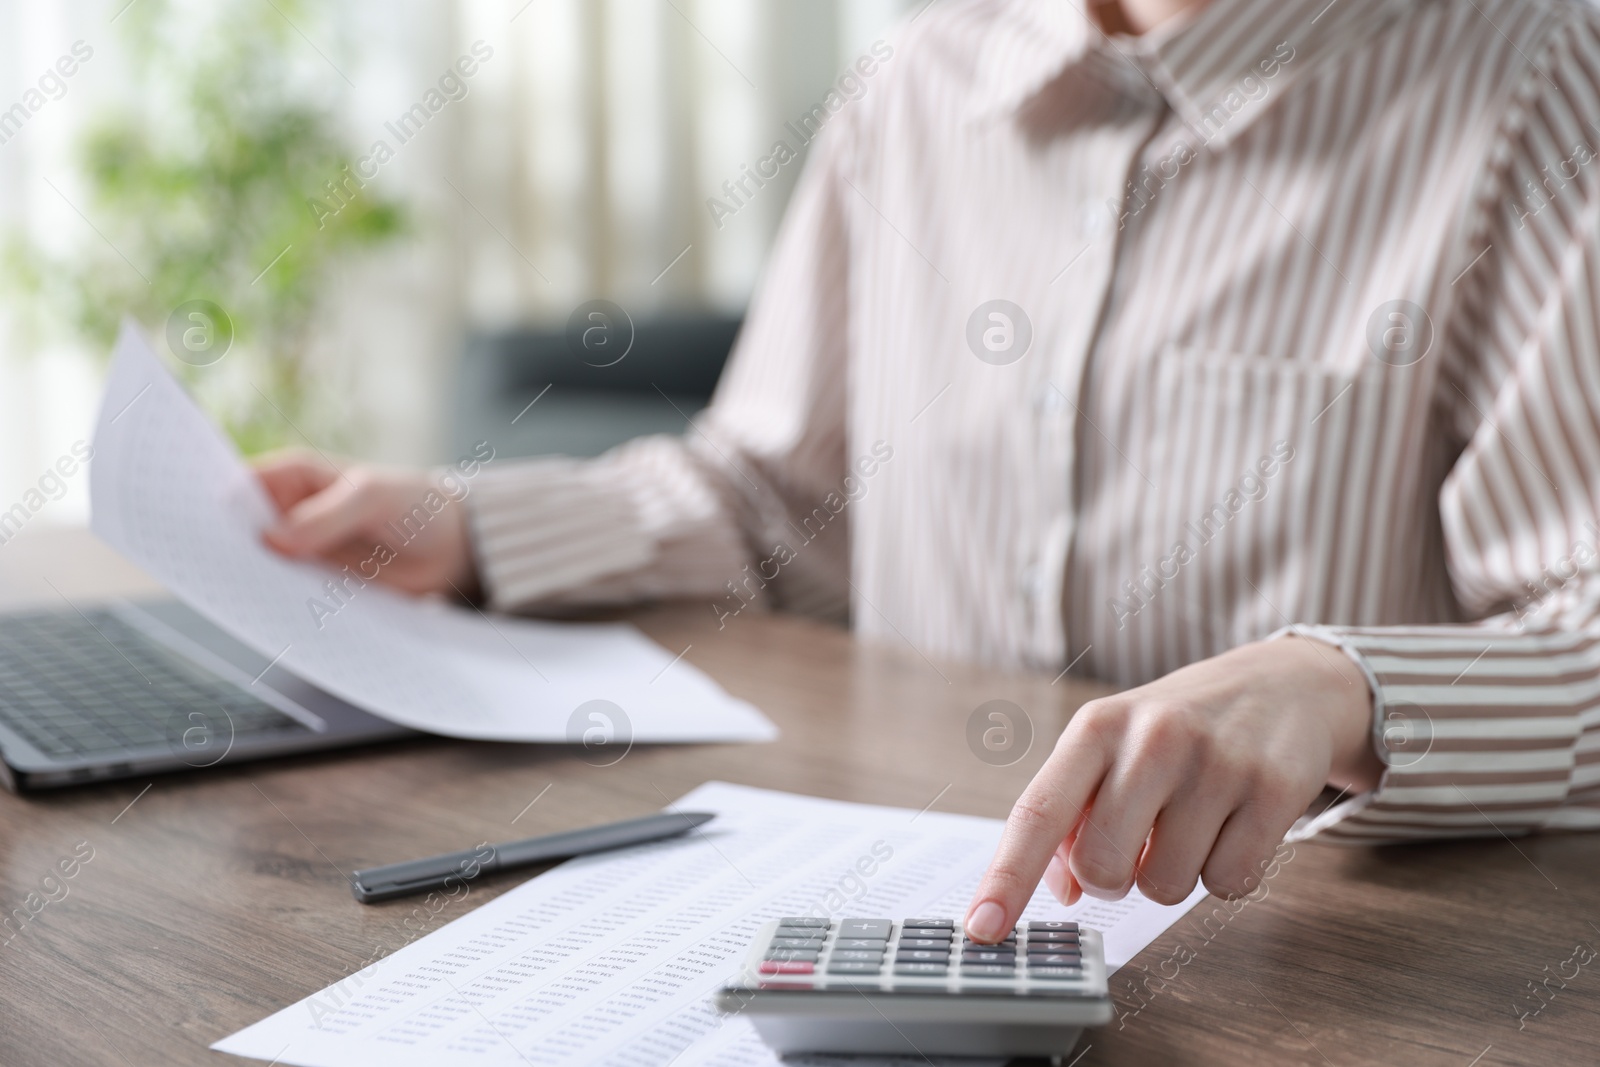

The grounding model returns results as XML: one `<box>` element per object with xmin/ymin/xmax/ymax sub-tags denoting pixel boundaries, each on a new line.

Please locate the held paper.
<box><xmin>89</xmin><ymin>322</ymin><xmax>775</xmax><ymax>744</ymax></box>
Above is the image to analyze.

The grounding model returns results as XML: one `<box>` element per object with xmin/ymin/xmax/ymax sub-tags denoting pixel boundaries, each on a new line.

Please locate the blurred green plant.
<box><xmin>3</xmin><ymin>0</ymin><xmax>405</xmax><ymax>454</ymax></box>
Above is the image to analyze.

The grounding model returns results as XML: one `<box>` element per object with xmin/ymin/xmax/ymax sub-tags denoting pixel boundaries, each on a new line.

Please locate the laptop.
<box><xmin>0</xmin><ymin>598</ymin><xmax>414</xmax><ymax>790</ymax></box>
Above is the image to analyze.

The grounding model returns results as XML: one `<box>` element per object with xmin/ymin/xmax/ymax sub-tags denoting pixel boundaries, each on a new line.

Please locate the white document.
<box><xmin>215</xmin><ymin>782</ymin><xmax>1208</xmax><ymax>1067</ymax></box>
<box><xmin>89</xmin><ymin>322</ymin><xmax>775</xmax><ymax>743</ymax></box>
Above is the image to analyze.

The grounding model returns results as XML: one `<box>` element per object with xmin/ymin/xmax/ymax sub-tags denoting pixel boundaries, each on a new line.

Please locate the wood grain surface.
<box><xmin>0</xmin><ymin>529</ymin><xmax>1594</xmax><ymax>1066</ymax></box>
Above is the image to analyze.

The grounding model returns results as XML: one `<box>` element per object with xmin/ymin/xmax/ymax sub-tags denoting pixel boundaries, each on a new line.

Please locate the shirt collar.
<box><xmin>967</xmin><ymin>0</ymin><xmax>1416</xmax><ymax>148</ymax></box>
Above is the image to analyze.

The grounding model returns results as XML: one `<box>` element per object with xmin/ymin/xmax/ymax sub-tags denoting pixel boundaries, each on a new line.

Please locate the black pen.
<box><xmin>350</xmin><ymin>811</ymin><xmax>716</xmax><ymax>903</ymax></box>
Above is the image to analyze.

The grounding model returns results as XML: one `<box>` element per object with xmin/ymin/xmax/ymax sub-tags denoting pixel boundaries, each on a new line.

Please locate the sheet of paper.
<box><xmin>215</xmin><ymin>782</ymin><xmax>1208</xmax><ymax>1067</ymax></box>
<box><xmin>89</xmin><ymin>322</ymin><xmax>775</xmax><ymax>743</ymax></box>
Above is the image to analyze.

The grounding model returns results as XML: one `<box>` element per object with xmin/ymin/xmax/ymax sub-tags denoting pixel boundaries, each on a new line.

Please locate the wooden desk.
<box><xmin>1</xmin><ymin>529</ymin><xmax>1596</xmax><ymax>1066</ymax></box>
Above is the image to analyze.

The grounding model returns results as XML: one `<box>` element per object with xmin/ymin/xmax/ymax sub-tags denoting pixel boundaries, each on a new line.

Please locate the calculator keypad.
<box><xmin>748</xmin><ymin>918</ymin><xmax>1093</xmax><ymax>995</ymax></box>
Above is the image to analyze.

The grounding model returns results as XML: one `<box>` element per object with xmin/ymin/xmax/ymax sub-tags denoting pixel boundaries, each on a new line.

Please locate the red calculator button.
<box><xmin>759</xmin><ymin>961</ymin><xmax>815</xmax><ymax>974</ymax></box>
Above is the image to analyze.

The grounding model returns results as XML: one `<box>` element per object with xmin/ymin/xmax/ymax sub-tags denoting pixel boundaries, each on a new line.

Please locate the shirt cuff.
<box><xmin>1268</xmin><ymin>624</ymin><xmax>1583</xmax><ymax>844</ymax></box>
<box><xmin>466</xmin><ymin>457</ymin><xmax>654</xmax><ymax>611</ymax></box>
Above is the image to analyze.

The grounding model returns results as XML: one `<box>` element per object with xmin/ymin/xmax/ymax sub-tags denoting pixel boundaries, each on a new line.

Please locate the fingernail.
<box><xmin>1079</xmin><ymin>882</ymin><xmax>1126</xmax><ymax>901</ymax></box>
<box><xmin>965</xmin><ymin>900</ymin><xmax>1006</xmax><ymax>943</ymax></box>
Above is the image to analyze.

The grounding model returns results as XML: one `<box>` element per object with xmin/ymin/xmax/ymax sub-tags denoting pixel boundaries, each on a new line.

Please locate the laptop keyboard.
<box><xmin>0</xmin><ymin>609</ymin><xmax>310</xmax><ymax>760</ymax></box>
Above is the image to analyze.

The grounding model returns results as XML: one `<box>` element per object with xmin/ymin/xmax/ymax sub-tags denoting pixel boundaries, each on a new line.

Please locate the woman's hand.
<box><xmin>255</xmin><ymin>450</ymin><xmax>479</xmax><ymax>598</ymax></box>
<box><xmin>963</xmin><ymin>636</ymin><xmax>1383</xmax><ymax>943</ymax></box>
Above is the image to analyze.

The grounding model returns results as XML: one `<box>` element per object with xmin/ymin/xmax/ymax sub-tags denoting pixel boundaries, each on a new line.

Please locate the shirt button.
<box><xmin>1032</xmin><ymin>383</ymin><xmax>1068</xmax><ymax>415</ymax></box>
<box><xmin>1077</xmin><ymin>203</ymin><xmax>1107</xmax><ymax>238</ymax></box>
<box><xmin>1018</xmin><ymin>562</ymin><xmax>1045</xmax><ymax>600</ymax></box>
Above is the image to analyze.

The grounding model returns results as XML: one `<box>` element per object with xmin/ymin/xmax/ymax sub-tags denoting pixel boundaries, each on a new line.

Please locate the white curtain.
<box><xmin>0</xmin><ymin>0</ymin><xmax>916</xmax><ymax>524</ymax></box>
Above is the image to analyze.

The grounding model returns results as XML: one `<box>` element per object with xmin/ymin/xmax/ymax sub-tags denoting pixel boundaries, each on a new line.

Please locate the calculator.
<box><xmin>713</xmin><ymin>917</ymin><xmax>1110</xmax><ymax>1057</ymax></box>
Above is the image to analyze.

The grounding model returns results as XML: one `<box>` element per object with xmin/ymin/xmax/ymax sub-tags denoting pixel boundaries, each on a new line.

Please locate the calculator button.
<box><xmin>826</xmin><ymin>961</ymin><xmax>883</xmax><ymax>974</ymax></box>
<box><xmin>963</xmin><ymin>931</ymin><xmax>1017</xmax><ymax>945</ymax></box>
<box><xmin>960</xmin><ymin>964</ymin><xmax>1014</xmax><ymax>977</ymax></box>
<box><xmin>839</xmin><ymin>919</ymin><xmax>893</xmax><ymax>939</ymax></box>
<box><xmin>835</xmin><ymin>938</ymin><xmax>888</xmax><ymax>951</ymax></box>
<box><xmin>898</xmin><ymin>938</ymin><xmax>951</xmax><ymax>950</ymax></box>
<box><xmin>779</xmin><ymin>917</ymin><xmax>830</xmax><ymax>927</ymax></box>
<box><xmin>764</xmin><ymin>948</ymin><xmax>819</xmax><ymax>962</ymax></box>
<box><xmin>902</xmin><ymin>919</ymin><xmax>955</xmax><ymax>929</ymax></box>
<box><xmin>1027</xmin><ymin>954</ymin><xmax>1083</xmax><ymax>968</ymax></box>
<box><xmin>770</xmin><ymin>937</ymin><xmax>825</xmax><ymax>950</ymax></box>
<box><xmin>964</xmin><ymin>950</ymin><xmax>1016</xmax><ymax>964</ymax></box>
<box><xmin>1029</xmin><ymin>967</ymin><xmax>1085</xmax><ymax>980</ymax></box>
<box><xmin>1026</xmin><ymin>929</ymin><xmax>1081</xmax><ymax>943</ymax></box>
<box><xmin>1026</xmin><ymin>921</ymin><xmax>1079</xmax><ymax>932</ymax></box>
<box><xmin>831</xmin><ymin>950</ymin><xmax>885</xmax><ymax>963</ymax></box>
<box><xmin>1026</xmin><ymin>953</ymin><xmax>1081</xmax><ymax>966</ymax></box>
<box><xmin>900</xmin><ymin>929</ymin><xmax>952</xmax><ymax>941</ymax></box>
<box><xmin>895</xmin><ymin>949</ymin><xmax>950</xmax><ymax>962</ymax></box>
<box><xmin>894</xmin><ymin>962</ymin><xmax>949</xmax><ymax>975</ymax></box>
<box><xmin>774</xmin><ymin>927</ymin><xmax>828</xmax><ymax>941</ymax></box>
<box><xmin>758</xmin><ymin>961</ymin><xmax>815</xmax><ymax>974</ymax></box>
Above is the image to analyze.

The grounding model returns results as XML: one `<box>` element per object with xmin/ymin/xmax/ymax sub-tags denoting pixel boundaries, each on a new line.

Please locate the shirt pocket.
<box><xmin>1127</xmin><ymin>344</ymin><xmax>1397</xmax><ymax>641</ymax></box>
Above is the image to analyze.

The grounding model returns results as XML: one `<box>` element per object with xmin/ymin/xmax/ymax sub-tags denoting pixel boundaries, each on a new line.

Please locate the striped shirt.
<box><xmin>468</xmin><ymin>0</ymin><xmax>1600</xmax><ymax>844</ymax></box>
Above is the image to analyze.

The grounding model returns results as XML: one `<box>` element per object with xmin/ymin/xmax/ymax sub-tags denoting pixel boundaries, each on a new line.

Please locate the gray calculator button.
<box><xmin>960</xmin><ymin>964</ymin><xmax>1014</xmax><ymax>978</ymax></box>
<box><xmin>898</xmin><ymin>937</ymin><xmax>950</xmax><ymax>950</ymax></box>
<box><xmin>896</xmin><ymin>949</ymin><xmax>949</xmax><ymax>963</ymax></box>
<box><xmin>964</xmin><ymin>950</ymin><xmax>1016</xmax><ymax>964</ymax></box>
<box><xmin>835</xmin><ymin>938</ymin><xmax>887</xmax><ymax>950</ymax></box>
<box><xmin>764</xmin><ymin>948</ymin><xmax>820</xmax><ymax>962</ymax></box>
<box><xmin>901</xmin><ymin>928</ymin><xmax>952</xmax><ymax>941</ymax></box>
<box><xmin>826</xmin><ymin>960</ymin><xmax>883</xmax><ymax>974</ymax></box>
<box><xmin>770</xmin><ymin>937</ymin><xmax>825</xmax><ymax>950</ymax></box>
<box><xmin>1026</xmin><ymin>920</ymin><xmax>1078</xmax><ymax>931</ymax></box>
<box><xmin>775</xmin><ymin>925</ymin><xmax>827</xmax><ymax>938</ymax></box>
<box><xmin>831</xmin><ymin>950</ymin><xmax>885</xmax><ymax>963</ymax></box>
<box><xmin>1026</xmin><ymin>930</ymin><xmax>1081</xmax><ymax>943</ymax></box>
<box><xmin>894</xmin><ymin>962</ymin><xmax>949</xmax><ymax>975</ymax></box>
<box><xmin>902</xmin><ymin>919</ymin><xmax>955</xmax><ymax>929</ymax></box>
<box><xmin>1029</xmin><ymin>967</ymin><xmax>1085</xmax><ymax>980</ymax></box>
<box><xmin>1028</xmin><ymin>954</ymin><xmax>1083</xmax><ymax>968</ymax></box>
<box><xmin>779</xmin><ymin>917</ymin><xmax>830</xmax><ymax>927</ymax></box>
<box><xmin>839</xmin><ymin>919</ymin><xmax>893</xmax><ymax>939</ymax></box>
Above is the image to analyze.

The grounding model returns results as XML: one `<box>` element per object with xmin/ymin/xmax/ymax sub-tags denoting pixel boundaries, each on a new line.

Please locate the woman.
<box><xmin>261</xmin><ymin>0</ymin><xmax>1600</xmax><ymax>945</ymax></box>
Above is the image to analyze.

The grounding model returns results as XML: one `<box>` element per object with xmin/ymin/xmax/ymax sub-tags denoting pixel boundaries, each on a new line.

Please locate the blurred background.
<box><xmin>0</xmin><ymin>0</ymin><xmax>916</xmax><ymax>524</ymax></box>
